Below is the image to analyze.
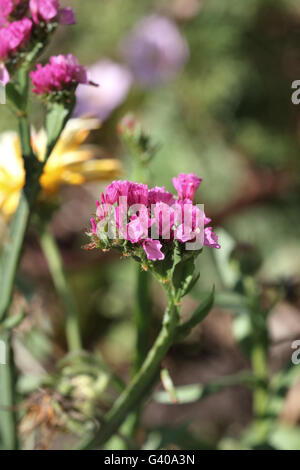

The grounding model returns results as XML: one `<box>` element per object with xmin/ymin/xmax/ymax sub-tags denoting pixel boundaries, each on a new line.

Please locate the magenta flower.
<box><xmin>74</xmin><ymin>60</ymin><xmax>132</xmax><ymax>121</ymax></box>
<box><xmin>0</xmin><ymin>0</ymin><xmax>28</xmax><ymax>24</ymax></box>
<box><xmin>0</xmin><ymin>17</ymin><xmax>32</xmax><ymax>84</ymax></box>
<box><xmin>0</xmin><ymin>17</ymin><xmax>32</xmax><ymax>59</ymax></box>
<box><xmin>148</xmin><ymin>186</ymin><xmax>175</xmax><ymax>206</ymax></box>
<box><xmin>30</xmin><ymin>54</ymin><xmax>89</xmax><ymax>95</ymax></box>
<box><xmin>0</xmin><ymin>0</ymin><xmax>13</xmax><ymax>25</ymax></box>
<box><xmin>204</xmin><ymin>227</ymin><xmax>221</xmax><ymax>249</ymax></box>
<box><xmin>88</xmin><ymin>175</ymin><xmax>220</xmax><ymax>262</ymax></box>
<box><xmin>57</xmin><ymin>6</ymin><xmax>75</xmax><ymax>25</ymax></box>
<box><xmin>29</xmin><ymin>0</ymin><xmax>75</xmax><ymax>24</ymax></box>
<box><xmin>172</xmin><ymin>173</ymin><xmax>202</xmax><ymax>202</ymax></box>
<box><xmin>120</xmin><ymin>15</ymin><xmax>189</xmax><ymax>87</ymax></box>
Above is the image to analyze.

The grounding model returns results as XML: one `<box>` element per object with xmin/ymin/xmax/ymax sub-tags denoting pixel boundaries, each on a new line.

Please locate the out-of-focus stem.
<box><xmin>120</xmin><ymin>269</ymin><xmax>151</xmax><ymax>445</ymax></box>
<box><xmin>0</xmin><ymin>330</ymin><xmax>18</xmax><ymax>450</ymax></box>
<box><xmin>251</xmin><ymin>340</ymin><xmax>269</xmax><ymax>440</ymax></box>
<box><xmin>40</xmin><ymin>226</ymin><xmax>82</xmax><ymax>352</ymax></box>
<box><xmin>77</xmin><ymin>294</ymin><xmax>180</xmax><ymax>450</ymax></box>
<box><xmin>0</xmin><ymin>112</ymin><xmax>40</xmax><ymax>323</ymax></box>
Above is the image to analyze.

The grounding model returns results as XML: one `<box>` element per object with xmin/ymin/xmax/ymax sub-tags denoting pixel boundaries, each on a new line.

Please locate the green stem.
<box><xmin>0</xmin><ymin>330</ymin><xmax>18</xmax><ymax>450</ymax></box>
<box><xmin>0</xmin><ymin>112</ymin><xmax>40</xmax><ymax>450</ymax></box>
<box><xmin>77</xmin><ymin>296</ymin><xmax>179</xmax><ymax>449</ymax></box>
<box><xmin>252</xmin><ymin>342</ymin><xmax>268</xmax><ymax>421</ymax></box>
<box><xmin>119</xmin><ymin>269</ymin><xmax>151</xmax><ymax>446</ymax></box>
<box><xmin>0</xmin><ymin>114</ymin><xmax>40</xmax><ymax>323</ymax></box>
<box><xmin>134</xmin><ymin>269</ymin><xmax>151</xmax><ymax>373</ymax></box>
<box><xmin>39</xmin><ymin>226</ymin><xmax>82</xmax><ymax>352</ymax></box>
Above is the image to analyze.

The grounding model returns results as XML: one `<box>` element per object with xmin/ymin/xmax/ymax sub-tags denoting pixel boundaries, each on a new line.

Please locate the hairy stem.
<box><xmin>40</xmin><ymin>226</ymin><xmax>82</xmax><ymax>352</ymax></box>
<box><xmin>77</xmin><ymin>296</ymin><xmax>179</xmax><ymax>449</ymax></box>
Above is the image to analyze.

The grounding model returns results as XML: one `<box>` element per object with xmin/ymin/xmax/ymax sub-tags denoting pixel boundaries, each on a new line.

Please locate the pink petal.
<box><xmin>204</xmin><ymin>227</ymin><xmax>220</xmax><ymax>249</ymax></box>
<box><xmin>58</xmin><ymin>7</ymin><xmax>76</xmax><ymax>25</ymax></box>
<box><xmin>0</xmin><ymin>63</ymin><xmax>9</xmax><ymax>86</ymax></box>
<box><xmin>142</xmin><ymin>239</ymin><xmax>165</xmax><ymax>261</ymax></box>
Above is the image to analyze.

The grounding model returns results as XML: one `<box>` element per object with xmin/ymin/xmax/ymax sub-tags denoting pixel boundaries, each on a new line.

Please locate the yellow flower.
<box><xmin>0</xmin><ymin>118</ymin><xmax>122</xmax><ymax>217</ymax></box>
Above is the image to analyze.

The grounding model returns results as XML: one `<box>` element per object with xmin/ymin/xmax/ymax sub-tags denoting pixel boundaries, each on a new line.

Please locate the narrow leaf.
<box><xmin>176</xmin><ymin>287</ymin><xmax>215</xmax><ymax>340</ymax></box>
<box><xmin>155</xmin><ymin>371</ymin><xmax>257</xmax><ymax>405</ymax></box>
<box><xmin>160</xmin><ymin>369</ymin><xmax>178</xmax><ymax>404</ymax></box>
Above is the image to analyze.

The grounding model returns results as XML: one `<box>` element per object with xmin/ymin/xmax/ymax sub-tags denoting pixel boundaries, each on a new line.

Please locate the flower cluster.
<box><xmin>0</xmin><ymin>0</ymin><xmax>75</xmax><ymax>25</ymax></box>
<box><xmin>0</xmin><ymin>17</ymin><xmax>32</xmax><ymax>84</ymax></box>
<box><xmin>29</xmin><ymin>0</ymin><xmax>75</xmax><ymax>25</ymax></box>
<box><xmin>30</xmin><ymin>54</ymin><xmax>89</xmax><ymax>95</ymax></box>
<box><xmin>88</xmin><ymin>174</ymin><xmax>220</xmax><ymax>263</ymax></box>
<box><xmin>0</xmin><ymin>0</ymin><xmax>26</xmax><ymax>25</ymax></box>
<box><xmin>0</xmin><ymin>0</ymin><xmax>75</xmax><ymax>85</ymax></box>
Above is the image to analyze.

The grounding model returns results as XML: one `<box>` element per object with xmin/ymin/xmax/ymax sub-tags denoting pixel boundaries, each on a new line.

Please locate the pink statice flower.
<box><xmin>172</xmin><ymin>173</ymin><xmax>202</xmax><ymax>202</ymax></box>
<box><xmin>30</xmin><ymin>54</ymin><xmax>89</xmax><ymax>95</ymax></box>
<box><xmin>0</xmin><ymin>16</ymin><xmax>32</xmax><ymax>84</ymax></box>
<box><xmin>29</xmin><ymin>0</ymin><xmax>75</xmax><ymax>25</ymax></box>
<box><xmin>74</xmin><ymin>60</ymin><xmax>132</xmax><ymax>121</ymax></box>
<box><xmin>0</xmin><ymin>0</ymin><xmax>29</xmax><ymax>25</ymax></box>
<box><xmin>87</xmin><ymin>175</ymin><xmax>220</xmax><ymax>263</ymax></box>
<box><xmin>0</xmin><ymin>0</ymin><xmax>14</xmax><ymax>25</ymax></box>
<box><xmin>0</xmin><ymin>16</ymin><xmax>32</xmax><ymax>58</ymax></box>
<box><xmin>120</xmin><ymin>15</ymin><xmax>189</xmax><ymax>87</ymax></box>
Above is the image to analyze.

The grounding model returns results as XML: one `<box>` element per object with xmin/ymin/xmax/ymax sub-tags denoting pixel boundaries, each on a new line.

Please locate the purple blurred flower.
<box><xmin>120</xmin><ymin>15</ymin><xmax>189</xmax><ymax>87</ymax></box>
<box><xmin>73</xmin><ymin>59</ymin><xmax>132</xmax><ymax>121</ymax></box>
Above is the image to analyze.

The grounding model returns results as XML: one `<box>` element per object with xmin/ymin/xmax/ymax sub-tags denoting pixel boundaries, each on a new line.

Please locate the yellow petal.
<box><xmin>0</xmin><ymin>192</ymin><xmax>20</xmax><ymax>217</ymax></box>
<box><xmin>66</xmin><ymin>159</ymin><xmax>123</xmax><ymax>182</ymax></box>
<box><xmin>44</xmin><ymin>148</ymin><xmax>97</xmax><ymax>171</ymax></box>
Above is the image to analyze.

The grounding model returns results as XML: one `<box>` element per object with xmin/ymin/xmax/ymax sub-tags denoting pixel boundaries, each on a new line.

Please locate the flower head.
<box><xmin>0</xmin><ymin>0</ymin><xmax>26</xmax><ymax>26</ymax></box>
<box><xmin>29</xmin><ymin>0</ymin><xmax>75</xmax><ymax>25</ymax></box>
<box><xmin>0</xmin><ymin>118</ymin><xmax>122</xmax><ymax>217</ymax></box>
<box><xmin>0</xmin><ymin>17</ymin><xmax>32</xmax><ymax>60</ymax></box>
<box><xmin>30</xmin><ymin>54</ymin><xmax>89</xmax><ymax>95</ymax></box>
<box><xmin>172</xmin><ymin>173</ymin><xmax>202</xmax><ymax>202</ymax></box>
<box><xmin>0</xmin><ymin>0</ymin><xmax>14</xmax><ymax>24</ymax></box>
<box><xmin>121</xmin><ymin>15</ymin><xmax>189</xmax><ymax>87</ymax></box>
<box><xmin>0</xmin><ymin>16</ymin><xmax>32</xmax><ymax>84</ymax></box>
<box><xmin>88</xmin><ymin>175</ymin><xmax>220</xmax><ymax>264</ymax></box>
<box><xmin>74</xmin><ymin>60</ymin><xmax>132</xmax><ymax>121</ymax></box>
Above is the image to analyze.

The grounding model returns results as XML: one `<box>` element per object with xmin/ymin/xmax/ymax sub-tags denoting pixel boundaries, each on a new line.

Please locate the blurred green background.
<box><xmin>1</xmin><ymin>0</ymin><xmax>300</xmax><ymax>448</ymax></box>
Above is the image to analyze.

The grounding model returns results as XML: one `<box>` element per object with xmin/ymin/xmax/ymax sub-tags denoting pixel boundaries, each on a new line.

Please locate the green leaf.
<box><xmin>155</xmin><ymin>371</ymin><xmax>257</xmax><ymax>404</ymax></box>
<box><xmin>45</xmin><ymin>100</ymin><xmax>75</xmax><ymax>161</ymax></box>
<box><xmin>192</xmin><ymin>290</ymin><xmax>247</xmax><ymax>313</ymax></box>
<box><xmin>2</xmin><ymin>311</ymin><xmax>26</xmax><ymax>331</ymax></box>
<box><xmin>172</xmin><ymin>257</ymin><xmax>195</xmax><ymax>300</ymax></box>
<box><xmin>268</xmin><ymin>425</ymin><xmax>300</xmax><ymax>450</ymax></box>
<box><xmin>176</xmin><ymin>287</ymin><xmax>215</xmax><ymax>340</ymax></box>
<box><xmin>160</xmin><ymin>369</ymin><xmax>178</xmax><ymax>404</ymax></box>
<box><xmin>5</xmin><ymin>83</ymin><xmax>25</xmax><ymax>112</ymax></box>
<box><xmin>181</xmin><ymin>272</ymin><xmax>200</xmax><ymax>298</ymax></box>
